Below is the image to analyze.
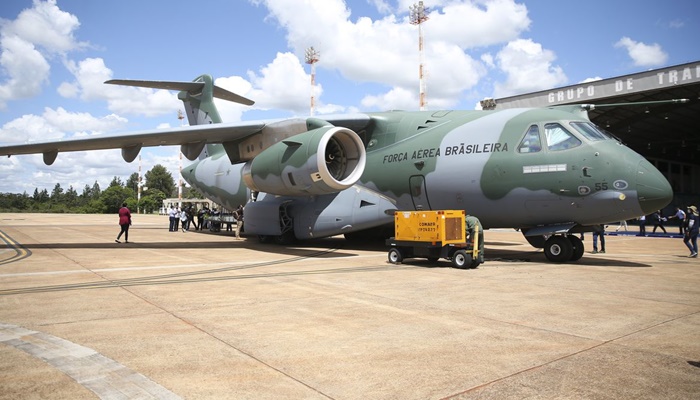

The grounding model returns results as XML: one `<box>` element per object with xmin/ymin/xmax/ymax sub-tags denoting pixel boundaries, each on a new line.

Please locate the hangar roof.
<box><xmin>492</xmin><ymin>61</ymin><xmax>700</xmax><ymax>166</ymax></box>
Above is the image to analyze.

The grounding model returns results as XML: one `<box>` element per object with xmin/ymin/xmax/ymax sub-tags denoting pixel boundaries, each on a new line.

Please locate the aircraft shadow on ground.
<box><xmin>5</xmin><ymin>230</ymin><xmax>651</xmax><ymax>268</ymax></box>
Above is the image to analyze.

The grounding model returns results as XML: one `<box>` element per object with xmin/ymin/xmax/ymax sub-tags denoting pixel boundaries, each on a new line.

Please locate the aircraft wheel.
<box><xmin>451</xmin><ymin>250</ymin><xmax>472</xmax><ymax>269</ymax></box>
<box><xmin>544</xmin><ymin>236</ymin><xmax>573</xmax><ymax>263</ymax></box>
<box><xmin>568</xmin><ymin>235</ymin><xmax>585</xmax><ymax>261</ymax></box>
<box><xmin>388</xmin><ymin>248</ymin><xmax>403</xmax><ymax>264</ymax></box>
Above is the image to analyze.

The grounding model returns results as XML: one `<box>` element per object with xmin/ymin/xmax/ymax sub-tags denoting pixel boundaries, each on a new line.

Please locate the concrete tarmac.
<box><xmin>0</xmin><ymin>213</ymin><xmax>698</xmax><ymax>399</ymax></box>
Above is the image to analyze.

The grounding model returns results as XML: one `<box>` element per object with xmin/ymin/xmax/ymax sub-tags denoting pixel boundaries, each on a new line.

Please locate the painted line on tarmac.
<box><xmin>0</xmin><ymin>322</ymin><xmax>181</xmax><ymax>399</ymax></box>
<box><xmin>0</xmin><ymin>253</ymin><xmax>383</xmax><ymax>278</ymax></box>
<box><xmin>0</xmin><ymin>230</ymin><xmax>31</xmax><ymax>266</ymax></box>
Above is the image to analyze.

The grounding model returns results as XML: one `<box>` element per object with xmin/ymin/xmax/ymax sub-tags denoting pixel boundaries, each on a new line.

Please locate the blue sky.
<box><xmin>0</xmin><ymin>0</ymin><xmax>698</xmax><ymax>194</ymax></box>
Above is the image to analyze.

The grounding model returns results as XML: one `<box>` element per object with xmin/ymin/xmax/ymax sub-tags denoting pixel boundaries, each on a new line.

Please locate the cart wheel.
<box><xmin>388</xmin><ymin>248</ymin><xmax>403</xmax><ymax>264</ymax></box>
<box><xmin>451</xmin><ymin>250</ymin><xmax>472</xmax><ymax>269</ymax></box>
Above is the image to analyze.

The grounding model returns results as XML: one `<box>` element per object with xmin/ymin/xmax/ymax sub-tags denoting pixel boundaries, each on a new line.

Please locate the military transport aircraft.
<box><xmin>0</xmin><ymin>74</ymin><xmax>674</xmax><ymax>262</ymax></box>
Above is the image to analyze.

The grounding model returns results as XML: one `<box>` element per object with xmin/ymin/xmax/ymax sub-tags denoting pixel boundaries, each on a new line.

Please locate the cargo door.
<box><xmin>409</xmin><ymin>175</ymin><xmax>432</xmax><ymax>210</ymax></box>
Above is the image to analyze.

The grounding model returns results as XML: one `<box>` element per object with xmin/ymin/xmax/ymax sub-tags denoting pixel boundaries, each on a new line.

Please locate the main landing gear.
<box><xmin>542</xmin><ymin>235</ymin><xmax>584</xmax><ymax>263</ymax></box>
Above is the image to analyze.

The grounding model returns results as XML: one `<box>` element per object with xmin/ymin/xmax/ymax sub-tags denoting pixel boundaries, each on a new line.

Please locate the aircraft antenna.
<box><xmin>410</xmin><ymin>1</ymin><xmax>429</xmax><ymax>111</ymax></box>
<box><xmin>305</xmin><ymin>47</ymin><xmax>320</xmax><ymax>116</ymax></box>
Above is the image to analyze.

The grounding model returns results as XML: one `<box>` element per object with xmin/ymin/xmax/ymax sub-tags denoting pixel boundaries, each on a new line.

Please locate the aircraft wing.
<box><xmin>0</xmin><ymin>113</ymin><xmax>375</xmax><ymax>165</ymax></box>
<box><xmin>0</xmin><ymin>120</ymin><xmax>267</xmax><ymax>165</ymax></box>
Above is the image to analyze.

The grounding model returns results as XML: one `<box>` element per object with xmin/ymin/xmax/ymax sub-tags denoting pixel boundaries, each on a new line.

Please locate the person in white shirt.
<box><xmin>670</xmin><ymin>206</ymin><xmax>687</xmax><ymax>235</ymax></box>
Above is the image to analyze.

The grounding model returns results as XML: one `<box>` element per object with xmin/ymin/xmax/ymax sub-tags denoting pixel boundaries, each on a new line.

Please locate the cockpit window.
<box><xmin>518</xmin><ymin>125</ymin><xmax>542</xmax><ymax>153</ymax></box>
<box><xmin>569</xmin><ymin>121</ymin><xmax>614</xmax><ymax>141</ymax></box>
<box><xmin>544</xmin><ymin>123</ymin><xmax>581</xmax><ymax>151</ymax></box>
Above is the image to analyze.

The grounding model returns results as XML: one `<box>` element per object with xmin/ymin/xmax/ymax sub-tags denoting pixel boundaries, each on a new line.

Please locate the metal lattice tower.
<box><xmin>305</xmin><ymin>47</ymin><xmax>320</xmax><ymax>116</ymax></box>
<box><xmin>409</xmin><ymin>1</ymin><xmax>429</xmax><ymax>110</ymax></box>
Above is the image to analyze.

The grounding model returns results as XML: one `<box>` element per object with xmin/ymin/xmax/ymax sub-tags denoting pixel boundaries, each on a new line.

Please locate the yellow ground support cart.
<box><xmin>385</xmin><ymin>210</ymin><xmax>483</xmax><ymax>269</ymax></box>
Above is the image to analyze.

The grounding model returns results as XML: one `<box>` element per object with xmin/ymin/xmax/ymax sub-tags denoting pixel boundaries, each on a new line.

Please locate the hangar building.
<box><xmin>489</xmin><ymin>60</ymin><xmax>700</xmax><ymax>206</ymax></box>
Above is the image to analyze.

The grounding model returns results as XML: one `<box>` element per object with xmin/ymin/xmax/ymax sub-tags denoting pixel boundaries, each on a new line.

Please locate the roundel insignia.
<box><xmin>578</xmin><ymin>186</ymin><xmax>591</xmax><ymax>195</ymax></box>
<box><xmin>613</xmin><ymin>180</ymin><xmax>629</xmax><ymax>190</ymax></box>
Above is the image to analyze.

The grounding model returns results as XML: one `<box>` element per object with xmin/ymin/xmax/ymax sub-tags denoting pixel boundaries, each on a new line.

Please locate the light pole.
<box><xmin>137</xmin><ymin>155</ymin><xmax>142</xmax><ymax>214</ymax></box>
<box><xmin>305</xmin><ymin>46</ymin><xmax>320</xmax><ymax>116</ymax></box>
<box><xmin>177</xmin><ymin>110</ymin><xmax>184</xmax><ymax>205</ymax></box>
<box><xmin>409</xmin><ymin>1</ymin><xmax>429</xmax><ymax>111</ymax></box>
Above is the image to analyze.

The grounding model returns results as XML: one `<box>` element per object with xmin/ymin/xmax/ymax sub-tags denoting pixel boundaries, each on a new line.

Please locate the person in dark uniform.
<box><xmin>592</xmin><ymin>225</ymin><xmax>605</xmax><ymax>254</ymax></box>
<box><xmin>465</xmin><ymin>214</ymin><xmax>484</xmax><ymax>263</ymax></box>
<box><xmin>651</xmin><ymin>210</ymin><xmax>667</xmax><ymax>234</ymax></box>
<box><xmin>683</xmin><ymin>205</ymin><xmax>699</xmax><ymax>257</ymax></box>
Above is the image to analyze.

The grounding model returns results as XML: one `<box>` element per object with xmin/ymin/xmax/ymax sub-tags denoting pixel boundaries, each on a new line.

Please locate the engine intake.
<box><xmin>242</xmin><ymin>126</ymin><xmax>366</xmax><ymax>196</ymax></box>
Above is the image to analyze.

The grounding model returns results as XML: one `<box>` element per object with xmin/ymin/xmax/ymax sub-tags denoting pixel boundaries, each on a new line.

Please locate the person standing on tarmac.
<box><xmin>465</xmin><ymin>214</ymin><xmax>484</xmax><ymax>263</ymax></box>
<box><xmin>234</xmin><ymin>204</ymin><xmax>244</xmax><ymax>240</ymax></box>
<box><xmin>592</xmin><ymin>225</ymin><xmax>605</xmax><ymax>254</ymax></box>
<box><xmin>670</xmin><ymin>206</ymin><xmax>687</xmax><ymax>235</ymax></box>
<box><xmin>683</xmin><ymin>205</ymin><xmax>699</xmax><ymax>258</ymax></box>
<box><xmin>651</xmin><ymin>210</ymin><xmax>667</xmax><ymax>234</ymax></box>
<box><xmin>115</xmin><ymin>202</ymin><xmax>131</xmax><ymax>243</ymax></box>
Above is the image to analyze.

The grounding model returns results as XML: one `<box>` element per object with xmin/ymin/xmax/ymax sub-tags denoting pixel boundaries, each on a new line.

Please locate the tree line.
<box><xmin>0</xmin><ymin>164</ymin><xmax>200</xmax><ymax>214</ymax></box>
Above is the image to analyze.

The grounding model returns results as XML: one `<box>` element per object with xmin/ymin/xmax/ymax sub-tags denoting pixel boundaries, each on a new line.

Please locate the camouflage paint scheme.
<box><xmin>0</xmin><ymin>75</ymin><xmax>673</xmax><ymax>261</ymax></box>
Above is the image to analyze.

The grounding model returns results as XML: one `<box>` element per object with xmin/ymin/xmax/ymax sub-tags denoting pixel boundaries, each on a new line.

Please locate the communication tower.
<box><xmin>409</xmin><ymin>1</ymin><xmax>429</xmax><ymax>110</ymax></box>
<box><xmin>305</xmin><ymin>47</ymin><xmax>320</xmax><ymax>116</ymax></box>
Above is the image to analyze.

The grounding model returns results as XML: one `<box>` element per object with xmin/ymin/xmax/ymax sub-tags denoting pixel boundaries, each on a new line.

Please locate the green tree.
<box><xmin>109</xmin><ymin>176</ymin><xmax>124</xmax><ymax>188</ymax></box>
<box><xmin>91</xmin><ymin>181</ymin><xmax>101</xmax><ymax>199</ymax></box>
<box><xmin>145</xmin><ymin>164</ymin><xmax>176</xmax><ymax>197</ymax></box>
<box><xmin>64</xmin><ymin>186</ymin><xmax>78</xmax><ymax>208</ymax></box>
<box><xmin>38</xmin><ymin>189</ymin><xmax>49</xmax><ymax>202</ymax></box>
<box><xmin>99</xmin><ymin>185</ymin><xmax>135</xmax><ymax>214</ymax></box>
<box><xmin>0</xmin><ymin>192</ymin><xmax>29</xmax><ymax>211</ymax></box>
<box><xmin>139</xmin><ymin>194</ymin><xmax>159</xmax><ymax>214</ymax></box>
<box><xmin>51</xmin><ymin>183</ymin><xmax>64</xmax><ymax>202</ymax></box>
<box><xmin>126</xmin><ymin>172</ymin><xmax>140</xmax><ymax>195</ymax></box>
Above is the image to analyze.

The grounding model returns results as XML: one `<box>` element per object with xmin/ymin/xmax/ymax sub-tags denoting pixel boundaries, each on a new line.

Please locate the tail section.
<box><xmin>105</xmin><ymin>74</ymin><xmax>255</xmax><ymax>159</ymax></box>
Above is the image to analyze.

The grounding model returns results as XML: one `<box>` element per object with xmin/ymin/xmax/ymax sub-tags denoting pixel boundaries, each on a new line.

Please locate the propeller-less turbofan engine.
<box><xmin>241</xmin><ymin>126</ymin><xmax>366</xmax><ymax>196</ymax></box>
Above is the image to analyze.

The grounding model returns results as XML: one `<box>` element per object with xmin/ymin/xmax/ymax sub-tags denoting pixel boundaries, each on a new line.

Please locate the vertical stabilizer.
<box><xmin>178</xmin><ymin>74</ymin><xmax>222</xmax><ymax>125</ymax></box>
<box><xmin>178</xmin><ymin>75</ymin><xmax>222</xmax><ymax>159</ymax></box>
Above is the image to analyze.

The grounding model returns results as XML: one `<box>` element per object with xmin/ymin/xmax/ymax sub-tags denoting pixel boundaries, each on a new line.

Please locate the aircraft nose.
<box><xmin>637</xmin><ymin>159</ymin><xmax>673</xmax><ymax>215</ymax></box>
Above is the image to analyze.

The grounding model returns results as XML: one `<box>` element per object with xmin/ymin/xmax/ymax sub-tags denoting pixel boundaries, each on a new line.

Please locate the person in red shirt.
<box><xmin>115</xmin><ymin>202</ymin><xmax>132</xmax><ymax>243</ymax></box>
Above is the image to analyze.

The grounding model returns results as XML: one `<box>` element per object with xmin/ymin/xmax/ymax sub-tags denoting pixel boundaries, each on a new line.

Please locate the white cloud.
<box><xmin>493</xmin><ymin>38</ymin><xmax>567</xmax><ymax>98</ymax></box>
<box><xmin>0</xmin><ymin>107</ymin><xmax>128</xmax><ymax>144</ymax></box>
<box><xmin>255</xmin><ymin>0</ymin><xmax>528</xmax><ymax>110</ymax></box>
<box><xmin>361</xmin><ymin>86</ymin><xmax>416</xmax><ymax>110</ymax></box>
<box><xmin>427</xmin><ymin>0</ymin><xmax>530</xmax><ymax>48</ymax></box>
<box><xmin>0</xmin><ymin>113</ymin><xmax>64</xmax><ymax>143</ymax></box>
<box><xmin>669</xmin><ymin>19</ymin><xmax>684</xmax><ymax>29</ymax></box>
<box><xmin>43</xmin><ymin>107</ymin><xmax>127</xmax><ymax>133</ymax></box>
<box><xmin>61</xmin><ymin>57</ymin><xmax>181</xmax><ymax>117</ymax></box>
<box><xmin>246</xmin><ymin>52</ymin><xmax>313</xmax><ymax>115</ymax></box>
<box><xmin>580</xmin><ymin>77</ymin><xmax>602</xmax><ymax>84</ymax></box>
<box><xmin>0</xmin><ymin>34</ymin><xmax>50</xmax><ymax>108</ymax></box>
<box><xmin>6</xmin><ymin>0</ymin><xmax>86</xmax><ymax>53</ymax></box>
<box><xmin>614</xmin><ymin>36</ymin><xmax>668</xmax><ymax>67</ymax></box>
<box><xmin>0</xmin><ymin>0</ymin><xmax>86</xmax><ymax>108</ymax></box>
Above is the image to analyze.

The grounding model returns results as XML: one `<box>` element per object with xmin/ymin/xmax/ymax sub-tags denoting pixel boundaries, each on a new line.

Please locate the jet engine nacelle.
<box><xmin>242</xmin><ymin>126</ymin><xmax>366</xmax><ymax>196</ymax></box>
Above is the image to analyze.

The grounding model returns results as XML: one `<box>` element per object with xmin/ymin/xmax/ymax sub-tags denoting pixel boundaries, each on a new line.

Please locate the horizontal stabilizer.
<box><xmin>105</xmin><ymin>79</ymin><xmax>255</xmax><ymax>106</ymax></box>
